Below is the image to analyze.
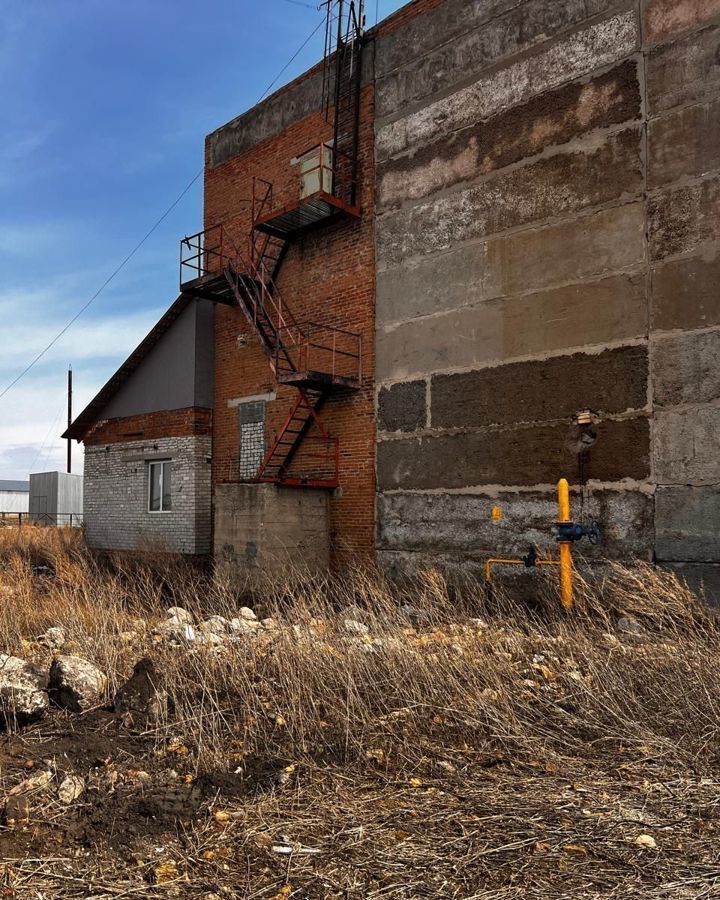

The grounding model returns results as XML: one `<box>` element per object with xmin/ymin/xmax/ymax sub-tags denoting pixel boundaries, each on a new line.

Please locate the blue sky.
<box><xmin>0</xmin><ymin>0</ymin><xmax>403</xmax><ymax>481</ymax></box>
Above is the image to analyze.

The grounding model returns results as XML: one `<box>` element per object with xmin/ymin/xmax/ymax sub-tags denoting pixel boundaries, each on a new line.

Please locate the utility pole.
<box><xmin>67</xmin><ymin>366</ymin><xmax>72</xmax><ymax>474</ymax></box>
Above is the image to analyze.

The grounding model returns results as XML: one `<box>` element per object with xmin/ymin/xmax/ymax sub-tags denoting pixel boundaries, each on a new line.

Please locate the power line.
<box><xmin>28</xmin><ymin>397</ymin><xmax>66</xmax><ymax>475</ymax></box>
<box><xmin>0</xmin><ymin>169</ymin><xmax>202</xmax><ymax>403</ymax></box>
<box><xmin>258</xmin><ymin>16</ymin><xmax>326</xmax><ymax>101</ymax></box>
<box><xmin>0</xmin><ymin>11</ymin><xmax>329</xmax><ymax>405</ymax></box>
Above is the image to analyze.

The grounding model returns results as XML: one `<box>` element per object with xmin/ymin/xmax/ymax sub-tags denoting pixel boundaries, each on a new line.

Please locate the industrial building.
<box><xmin>0</xmin><ymin>480</ymin><xmax>30</xmax><ymax>515</ymax></box>
<box><xmin>66</xmin><ymin>0</ymin><xmax>720</xmax><ymax>592</ymax></box>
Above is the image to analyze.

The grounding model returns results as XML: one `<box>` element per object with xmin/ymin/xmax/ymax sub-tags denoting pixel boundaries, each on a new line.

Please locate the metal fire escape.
<box><xmin>179</xmin><ymin>0</ymin><xmax>365</xmax><ymax>489</ymax></box>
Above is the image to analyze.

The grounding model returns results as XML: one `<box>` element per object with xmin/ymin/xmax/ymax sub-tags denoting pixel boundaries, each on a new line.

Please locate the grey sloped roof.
<box><xmin>63</xmin><ymin>293</ymin><xmax>191</xmax><ymax>441</ymax></box>
<box><xmin>0</xmin><ymin>480</ymin><xmax>29</xmax><ymax>492</ymax></box>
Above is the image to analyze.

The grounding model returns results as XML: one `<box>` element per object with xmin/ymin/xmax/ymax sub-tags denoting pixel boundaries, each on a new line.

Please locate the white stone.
<box><xmin>0</xmin><ymin>654</ymin><xmax>49</xmax><ymax>725</ymax></box>
<box><xmin>260</xmin><ymin>617</ymin><xmax>277</xmax><ymax>630</ymax></box>
<box><xmin>343</xmin><ymin>618</ymin><xmax>370</xmax><ymax>636</ymax></box>
<box><xmin>48</xmin><ymin>656</ymin><xmax>107</xmax><ymax>712</ymax></box>
<box><xmin>58</xmin><ymin>775</ymin><xmax>85</xmax><ymax>804</ymax></box>
<box><xmin>198</xmin><ymin>616</ymin><xmax>229</xmax><ymax>635</ymax></box>
<box><xmin>229</xmin><ymin>617</ymin><xmax>259</xmax><ymax>634</ymax></box>
<box><xmin>166</xmin><ymin>607</ymin><xmax>193</xmax><ymax>625</ymax></box>
<box><xmin>155</xmin><ymin>621</ymin><xmax>196</xmax><ymax>644</ymax></box>
<box><xmin>239</xmin><ymin>607</ymin><xmax>257</xmax><ymax>622</ymax></box>
<box><xmin>41</xmin><ymin>626</ymin><xmax>67</xmax><ymax>648</ymax></box>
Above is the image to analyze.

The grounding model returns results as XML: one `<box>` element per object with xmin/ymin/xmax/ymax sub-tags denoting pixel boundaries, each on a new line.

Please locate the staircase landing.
<box><xmin>253</xmin><ymin>190</ymin><xmax>359</xmax><ymax>240</ymax></box>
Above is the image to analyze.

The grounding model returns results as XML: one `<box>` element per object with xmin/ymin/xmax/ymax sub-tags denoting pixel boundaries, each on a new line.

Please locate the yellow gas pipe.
<box><xmin>556</xmin><ymin>477</ymin><xmax>574</xmax><ymax>610</ymax></box>
<box><xmin>485</xmin><ymin>478</ymin><xmax>576</xmax><ymax>610</ymax></box>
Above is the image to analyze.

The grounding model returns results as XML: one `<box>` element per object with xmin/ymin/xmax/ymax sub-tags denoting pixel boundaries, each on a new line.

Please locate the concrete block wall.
<box><xmin>373</xmin><ymin>0</ymin><xmax>720</xmax><ymax>582</ymax></box>
<box><xmin>214</xmin><ymin>483</ymin><xmax>330</xmax><ymax>574</ymax></box>
<box><xmin>83</xmin><ymin>435</ymin><xmax>212</xmax><ymax>555</ymax></box>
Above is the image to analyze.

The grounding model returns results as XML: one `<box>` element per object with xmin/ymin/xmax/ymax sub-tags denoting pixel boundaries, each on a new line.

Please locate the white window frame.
<box><xmin>148</xmin><ymin>460</ymin><xmax>172</xmax><ymax>513</ymax></box>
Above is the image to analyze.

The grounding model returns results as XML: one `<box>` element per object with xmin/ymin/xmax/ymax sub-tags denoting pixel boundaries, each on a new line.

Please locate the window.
<box><xmin>148</xmin><ymin>461</ymin><xmax>172</xmax><ymax>512</ymax></box>
<box><xmin>298</xmin><ymin>144</ymin><xmax>333</xmax><ymax>198</ymax></box>
<box><xmin>239</xmin><ymin>401</ymin><xmax>266</xmax><ymax>478</ymax></box>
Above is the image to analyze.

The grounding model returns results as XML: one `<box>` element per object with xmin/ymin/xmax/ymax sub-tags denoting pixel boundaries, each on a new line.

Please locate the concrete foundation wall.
<box><xmin>83</xmin><ymin>435</ymin><xmax>212</xmax><ymax>554</ymax></box>
<box><xmin>213</xmin><ymin>483</ymin><xmax>330</xmax><ymax>574</ymax></box>
<box><xmin>374</xmin><ymin>0</ymin><xmax>720</xmax><ymax>586</ymax></box>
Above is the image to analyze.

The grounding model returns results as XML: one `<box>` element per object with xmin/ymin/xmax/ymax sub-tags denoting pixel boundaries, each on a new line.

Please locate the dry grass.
<box><xmin>0</xmin><ymin>526</ymin><xmax>719</xmax><ymax>898</ymax></box>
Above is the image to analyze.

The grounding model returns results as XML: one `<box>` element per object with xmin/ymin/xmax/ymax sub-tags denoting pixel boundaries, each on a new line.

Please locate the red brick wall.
<box><xmin>84</xmin><ymin>408</ymin><xmax>212</xmax><ymax>446</ymax></box>
<box><xmin>205</xmin><ymin>82</ymin><xmax>376</xmax><ymax>566</ymax></box>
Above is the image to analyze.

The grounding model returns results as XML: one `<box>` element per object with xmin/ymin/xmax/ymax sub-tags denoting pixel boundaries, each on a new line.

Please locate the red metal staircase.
<box><xmin>179</xmin><ymin>0</ymin><xmax>365</xmax><ymax>490</ymax></box>
<box><xmin>180</xmin><ymin>210</ymin><xmax>360</xmax><ymax>488</ymax></box>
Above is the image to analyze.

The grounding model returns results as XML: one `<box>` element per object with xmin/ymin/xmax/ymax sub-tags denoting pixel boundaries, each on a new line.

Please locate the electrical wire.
<box><xmin>0</xmin><ymin>170</ymin><xmax>202</xmax><ymax>403</ymax></box>
<box><xmin>0</xmin><ymin>9</ymin><xmax>329</xmax><ymax>405</ymax></box>
<box><xmin>28</xmin><ymin>398</ymin><xmax>66</xmax><ymax>475</ymax></box>
<box><xmin>258</xmin><ymin>16</ymin><xmax>326</xmax><ymax>101</ymax></box>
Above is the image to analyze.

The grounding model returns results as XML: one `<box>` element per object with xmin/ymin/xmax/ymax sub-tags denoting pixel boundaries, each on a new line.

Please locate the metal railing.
<box><xmin>180</xmin><ymin>223</ymin><xmax>227</xmax><ymax>284</ymax></box>
<box><xmin>0</xmin><ymin>512</ymin><xmax>84</xmax><ymax>528</ymax></box>
<box><xmin>274</xmin><ymin>322</ymin><xmax>362</xmax><ymax>386</ymax></box>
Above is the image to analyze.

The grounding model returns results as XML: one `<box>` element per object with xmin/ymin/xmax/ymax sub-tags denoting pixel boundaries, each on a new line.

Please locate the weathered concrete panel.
<box><xmin>648</xmin><ymin>176</ymin><xmax>720</xmax><ymax>261</ymax></box>
<box><xmin>377</xmin><ymin>128</ymin><xmax>643</xmax><ymax>267</ymax></box>
<box><xmin>377</xmin><ymin>489</ymin><xmax>654</xmax><ymax>559</ymax></box>
<box><xmin>377</xmin><ymin>417</ymin><xmax>649</xmax><ymax>490</ymax></box>
<box><xmin>378</xmin><ymin>61</ymin><xmax>641</xmax><ymax>209</ymax></box>
<box><xmin>431</xmin><ymin>346</ymin><xmax>648</xmax><ymax>428</ymax></box>
<box><xmin>651</xmin><ymin>251</ymin><xmax>720</xmax><ymax>331</ymax></box>
<box><xmin>654</xmin><ymin>406</ymin><xmax>720</xmax><ymax>484</ymax></box>
<box><xmin>376</xmin><ymin>11</ymin><xmax>638</xmax><ymax>161</ymax></box>
<box><xmin>378</xmin><ymin>380</ymin><xmax>426</xmax><ymax>433</ymax></box>
<box><xmin>377</xmin><ymin>204</ymin><xmax>645</xmax><ymax>326</ymax></box>
<box><xmin>647</xmin><ymin>22</ymin><xmax>720</xmax><ymax>114</ymax></box>
<box><xmin>652</xmin><ymin>329</ymin><xmax>720</xmax><ymax>407</ymax></box>
<box><xmin>214</xmin><ymin>483</ymin><xmax>329</xmax><ymax>573</ymax></box>
<box><xmin>375</xmin><ymin>0</ymin><xmax>520</xmax><ymax>79</ymax></box>
<box><xmin>648</xmin><ymin>97</ymin><xmax>720</xmax><ymax>188</ymax></box>
<box><xmin>656</xmin><ymin>485</ymin><xmax>720</xmax><ymax>561</ymax></box>
<box><xmin>662</xmin><ymin>562</ymin><xmax>720</xmax><ymax>605</ymax></box>
<box><xmin>644</xmin><ymin>0</ymin><xmax>720</xmax><ymax>45</ymax></box>
<box><xmin>376</xmin><ymin>0</ymin><xmax>624</xmax><ymax>120</ymax></box>
<box><xmin>377</xmin><ymin>274</ymin><xmax>647</xmax><ymax>383</ymax></box>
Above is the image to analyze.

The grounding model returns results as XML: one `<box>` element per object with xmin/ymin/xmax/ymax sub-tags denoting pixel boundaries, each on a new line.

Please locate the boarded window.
<box><xmin>239</xmin><ymin>401</ymin><xmax>266</xmax><ymax>478</ymax></box>
<box><xmin>148</xmin><ymin>461</ymin><xmax>172</xmax><ymax>512</ymax></box>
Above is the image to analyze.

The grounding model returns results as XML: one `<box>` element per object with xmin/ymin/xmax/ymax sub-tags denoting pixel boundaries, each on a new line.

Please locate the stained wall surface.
<box><xmin>373</xmin><ymin>0</ymin><xmax>720</xmax><ymax>589</ymax></box>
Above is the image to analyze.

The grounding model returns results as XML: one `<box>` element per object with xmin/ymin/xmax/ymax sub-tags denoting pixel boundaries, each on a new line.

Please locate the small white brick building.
<box><xmin>64</xmin><ymin>295</ymin><xmax>214</xmax><ymax>556</ymax></box>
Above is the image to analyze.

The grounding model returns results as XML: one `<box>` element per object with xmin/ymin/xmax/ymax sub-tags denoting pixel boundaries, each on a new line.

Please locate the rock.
<box><xmin>9</xmin><ymin>769</ymin><xmax>53</xmax><ymax>795</ymax></box>
<box><xmin>634</xmin><ymin>833</ymin><xmax>657</xmax><ymax>849</ymax></box>
<box><xmin>40</xmin><ymin>626</ymin><xmax>66</xmax><ymax>649</ymax></box>
<box><xmin>155</xmin><ymin>620</ymin><xmax>196</xmax><ymax>644</ymax></box>
<box><xmin>48</xmin><ymin>656</ymin><xmax>107</xmax><ymax>712</ymax></box>
<box><xmin>260</xmin><ymin>617</ymin><xmax>277</xmax><ymax>630</ymax></box>
<box><xmin>196</xmin><ymin>632</ymin><xmax>225</xmax><ymax>647</ymax></box>
<box><xmin>0</xmin><ymin>654</ymin><xmax>49</xmax><ymax>727</ymax></box>
<box><xmin>617</xmin><ymin>615</ymin><xmax>644</xmax><ymax>636</ymax></box>
<box><xmin>343</xmin><ymin>618</ymin><xmax>370</xmax><ymax>636</ymax></box>
<box><xmin>238</xmin><ymin>607</ymin><xmax>257</xmax><ymax>622</ymax></box>
<box><xmin>114</xmin><ymin>658</ymin><xmax>167</xmax><ymax>720</ymax></box>
<box><xmin>4</xmin><ymin>793</ymin><xmax>29</xmax><ymax>826</ymax></box>
<box><xmin>228</xmin><ymin>617</ymin><xmax>259</xmax><ymax>635</ymax></box>
<box><xmin>57</xmin><ymin>775</ymin><xmax>85</xmax><ymax>804</ymax></box>
<box><xmin>166</xmin><ymin>606</ymin><xmax>193</xmax><ymax>624</ymax></box>
<box><xmin>198</xmin><ymin>616</ymin><xmax>228</xmax><ymax>635</ymax></box>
